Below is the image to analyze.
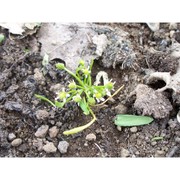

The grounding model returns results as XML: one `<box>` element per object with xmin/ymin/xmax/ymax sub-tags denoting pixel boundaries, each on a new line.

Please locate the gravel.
<box><xmin>11</xmin><ymin>138</ymin><xmax>22</xmax><ymax>147</ymax></box>
<box><xmin>35</xmin><ymin>110</ymin><xmax>49</xmax><ymax>120</ymax></box>
<box><xmin>120</xmin><ymin>148</ymin><xmax>130</xmax><ymax>157</ymax></box>
<box><xmin>85</xmin><ymin>133</ymin><xmax>96</xmax><ymax>141</ymax></box>
<box><xmin>43</xmin><ymin>142</ymin><xmax>57</xmax><ymax>153</ymax></box>
<box><xmin>49</xmin><ymin>126</ymin><xmax>59</xmax><ymax>138</ymax></box>
<box><xmin>4</xmin><ymin>101</ymin><xmax>23</xmax><ymax>111</ymax></box>
<box><xmin>8</xmin><ymin>133</ymin><xmax>16</xmax><ymax>141</ymax></box>
<box><xmin>130</xmin><ymin>127</ymin><xmax>138</xmax><ymax>133</ymax></box>
<box><xmin>58</xmin><ymin>141</ymin><xmax>69</xmax><ymax>154</ymax></box>
<box><xmin>35</xmin><ymin>125</ymin><xmax>49</xmax><ymax>138</ymax></box>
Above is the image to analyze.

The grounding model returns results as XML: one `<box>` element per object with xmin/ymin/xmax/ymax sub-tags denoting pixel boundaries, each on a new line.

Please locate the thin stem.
<box><xmin>92</xmin><ymin>85</ymin><xmax>124</xmax><ymax>107</ymax></box>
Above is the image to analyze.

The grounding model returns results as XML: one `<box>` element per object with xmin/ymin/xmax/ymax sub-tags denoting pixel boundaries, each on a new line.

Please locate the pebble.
<box><xmin>34</xmin><ymin>68</ymin><xmax>45</xmax><ymax>85</ymax></box>
<box><xmin>32</xmin><ymin>138</ymin><xmax>44</xmax><ymax>151</ymax></box>
<box><xmin>85</xmin><ymin>133</ymin><xmax>96</xmax><ymax>141</ymax></box>
<box><xmin>0</xmin><ymin>91</ymin><xmax>6</xmax><ymax>101</ymax></box>
<box><xmin>117</xmin><ymin>126</ymin><xmax>122</xmax><ymax>131</ymax></box>
<box><xmin>8</xmin><ymin>133</ymin><xmax>16</xmax><ymax>141</ymax></box>
<box><xmin>155</xmin><ymin>150</ymin><xmax>165</xmax><ymax>157</ymax></box>
<box><xmin>114</xmin><ymin>104</ymin><xmax>128</xmax><ymax>114</ymax></box>
<box><xmin>35</xmin><ymin>125</ymin><xmax>49</xmax><ymax>138</ymax></box>
<box><xmin>43</xmin><ymin>142</ymin><xmax>57</xmax><ymax>153</ymax></box>
<box><xmin>35</xmin><ymin>109</ymin><xmax>49</xmax><ymax>120</ymax></box>
<box><xmin>49</xmin><ymin>126</ymin><xmax>59</xmax><ymax>138</ymax></box>
<box><xmin>58</xmin><ymin>141</ymin><xmax>69</xmax><ymax>154</ymax></box>
<box><xmin>4</xmin><ymin>101</ymin><xmax>23</xmax><ymax>111</ymax></box>
<box><xmin>11</xmin><ymin>138</ymin><xmax>22</xmax><ymax>147</ymax></box>
<box><xmin>120</xmin><ymin>148</ymin><xmax>130</xmax><ymax>157</ymax></box>
<box><xmin>56</xmin><ymin>121</ymin><xmax>63</xmax><ymax>127</ymax></box>
<box><xmin>130</xmin><ymin>127</ymin><xmax>137</xmax><ymax>133</ymax></box>
<box><xmin>151</xmin><ymin>141</ymin><xmax>157</xmax><ymax>146</ymax></box>
<box><xmin>6</xmin><ymin>84</ymin><xmax>19</xmax><ymax>94</ymax></box>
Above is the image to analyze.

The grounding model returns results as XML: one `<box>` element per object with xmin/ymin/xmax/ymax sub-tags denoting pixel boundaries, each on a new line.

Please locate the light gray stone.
<box><xmin>8</xmin><ymin>133</ymin><xmax>16</xmax><ymax>141</ymax></box>
<box><xmin>121</xmin><ymin>148</ymin><xmax>130</xmax><ymax>157</ymax></box>
<box><xmin>130</xmin><ymin>127</ymin><xmax>138</xmax><ymax>133</ymax></box>
<box><xmin>35</xmin><ymin>125</ymin><xmax>49</xmax><ymax>138</ymax></box>
<box><xmin>85</xmin><ymin>133</ymin><xmax>96</xmax><ymax>141</ymax></box>
<box><xmin>35</xmin><ymin>110</ymin><xmax>49</xmax><ymax>120</ymax></box>
<box><xmin>43</xmin><ymin>142</ymin><xmax>57</xmax><ymax>153</ymax></box>
<box><xmin>58</xmin><ymin>141</ymin><xmax>69</xmax><ymax>154</ymax></box>
<box><xmin>49</xmin><ymin>126</ymin><xmax>59</xmax><ymax>138</ymax></box>
<box><xmin>11</xmin><ymin>138</ymin><xmax>22</xmax><ymax>147</ymax></box>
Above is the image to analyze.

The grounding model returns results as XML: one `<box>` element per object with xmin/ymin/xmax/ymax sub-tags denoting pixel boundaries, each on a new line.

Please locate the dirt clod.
<box><xmin>48</xmin><ymin>126</ymin><xmax>59</xmax><ymax>138</ymax></box>
<box><xmin>43</xmin><ymin>142</ymin><xmax>57</xmax><ymax>153</ymax></box>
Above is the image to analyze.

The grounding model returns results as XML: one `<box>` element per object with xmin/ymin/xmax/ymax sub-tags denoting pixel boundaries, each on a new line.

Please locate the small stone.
<box><xmin>35</xmin><ymin>125</ymin><xmax>49</xmax><ymax>138</ymax></box>
<box><xmin>58</xmin><ymin>141</ymin><xmax>69</xmax><ymax>154</ymax></box>
<box><xmin>56</xmin><ymin>121</ymin><xmax>63</xmax><ymax>127</ymax></box>
<box><xmin>114</xmin><ymin>104</ymin><xmax>128</xmax><ymax>114</ymax></box>
<box><xmin>85</xmin><ymin>133</ymin><xmax>96</xmax><ymax>141</ymax></box>
<box><xmin>170</xmin><ymin>30</ymin><xmax>175</xmax><ymax>38</ymax></box>
<box><xmin>121</xmin><ymin>148</ymin><xmax>130</xmax><ymax>157</ymax></box>
<box><xmin>175</xmin><ymin>137</ymin><xmax>180</xmax><ymax>143</ymax></box>
<box><xmin>4</xmin><ymin>101</ymin><xmax>23</xmax><ymax>111</ymax></box>
<box><xmin>6</xmin><ymin>84</ymin><xmax>19</xmax><ymax>94</ymax></box>
<box><xmin>155</xmin><ymin>150</ymin><xmax>165</xmax><ymax>157</ymax></box>
<box><xmin>35</xmin><ymin>109</ymin><xmax>49</xmax><ymax>120</ymax></box>
<box><xmin>151</xmin><ymin>141</ymin><xmax>157</xmax><ymax>146</ymax></box>
<box><xmin>34</xmin><ymin>68</ymin><xmax>45</xmax><ymax>85</ymax></box>
<box><xmin>43</xmin><ymin>142</ymin><xmax>57</xmax><ymax>153</ymax></box>
<box><xmin>0</xmin><ymin>91</ymin><xmax>6</xmax><ymax>101</ymax></box>
<box><xmin>49</xmin><ymin>126</ymin><xmax>59</xmax><ymax>138</ymax></box>
<box><xmin>117</xmin><ymin>126</ymin><xmax>122</xmax><ymax>131</ymax></box>
<box><xmin>32</xmin><ymin>138</ymin><xmax>44</xmax><ymax>151</ymax></box>
<box><xmin>130</xmin><ymin>127</ymin><xmax>138</xmax><ymax>133</ymax></box>
<box><xmin>11</xmin><ymin>138</ymin><xmax>22</xmax><ymax>147</ymax></box>
<box><xmin>8</xmin><ymin>133</ymin><xmax>16</xmax><ymax>141</ymax></box>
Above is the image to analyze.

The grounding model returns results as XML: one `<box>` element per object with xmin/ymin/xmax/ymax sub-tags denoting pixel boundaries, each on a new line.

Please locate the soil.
<box><xmin>0</xmin><ymin>23</ymin><xmax>180</xmax><ymax>157</ymax></box>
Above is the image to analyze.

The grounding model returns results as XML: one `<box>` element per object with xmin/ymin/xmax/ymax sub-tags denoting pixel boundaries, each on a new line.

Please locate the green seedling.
<box><xmin>114</xmin><ymin>114</ymin><xmax>153</xmax><ymax>126</ymax></box>
<box><xmin>35</xmin><ymin>59</ymin><xmax>124</xmax><ymax>135</ymax></box>
<box><xmin>0</xmin><ymin>34</ymin><xmax>5</xmax><ymax>44</ymax></box>
<box><xmin>151</xmin><ymin>136</ymin><xmax>163</xmax><ymax>141</ymax></box>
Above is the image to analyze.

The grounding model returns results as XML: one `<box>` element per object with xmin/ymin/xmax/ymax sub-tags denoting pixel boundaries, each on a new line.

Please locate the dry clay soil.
<box><xmin>0</xmin><ymin>23</ymin><xmax>180</xmax><ymax>157</ymax></box>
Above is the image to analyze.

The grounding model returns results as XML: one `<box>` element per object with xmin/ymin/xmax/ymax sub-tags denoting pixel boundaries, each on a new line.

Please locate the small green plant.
<box><xmin>0</xmin><ymin>34</ymin><xmax>5</xmax><ymax>44</ymax></box>
<box><xmin>35</xmin><ymin>59</ymin><xmax>124</xmax><ymax>135</ymax></box>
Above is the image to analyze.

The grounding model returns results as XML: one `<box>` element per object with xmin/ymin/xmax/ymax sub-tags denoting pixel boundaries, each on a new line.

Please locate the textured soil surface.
<box><xmin>0</xmin><ymin>23</ymin><xmax>180</xmax><ymax>157</ymax></box>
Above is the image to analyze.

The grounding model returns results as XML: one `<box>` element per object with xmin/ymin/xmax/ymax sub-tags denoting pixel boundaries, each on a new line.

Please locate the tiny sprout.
<box><xmin>88</xmin><ymin>97</ymin><xmax>96</xmax><ymax>105</ymax></box>
<box><xmin>0</xmin><ymin>34</ymin><xmax>5</xmax><ymax>44</ymax></box>
<box><xmin>79</xmin><ymin>60</ymin><xmax>85</xmax><ymax>66</ymax></box>
<box><xmin>56</xmin><ymin>63</ymin><xmax>65</xmax><ymax>70</ymax></box>
<box><xmin>105</xmin><ymin>81</ymin><xmax>114</xmax><ymax>90</ymax></box>
<box><xmin>73</xmin><ymin>94</ymin><xmax>82</xmax><ymax>103</ymax></box>
<box><xmin>82</xmin><ymin>68</ymin><xmax>90</xmax><ymax>76</ymax></box>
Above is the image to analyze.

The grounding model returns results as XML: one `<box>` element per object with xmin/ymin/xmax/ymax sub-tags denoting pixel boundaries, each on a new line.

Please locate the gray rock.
<box><xmin>4</xmin><ymin>101</ymin><xmax>23</xmax><ymax>111</ymax></box>
<box><xmin>43</xmin><ymin>142</ymin><xmax>57</xmax><ymax>153</ymax></box>
<box><xmin>6</xmin><ymin>84</ymin><xmax>19</xmax><ymax>94</ymax></box>
<box><xmin>155</xmin><ymin>150</ymin><xmax>165</xmax><ymax>157</ymax></box>
<box><xmin>32</xmin><ymin>138</ymin><xmax>44</xmax><ymax>151</ymax></box>
<box><xmin>8</xmin><ymin>133</ymin><xmax>16</xmax><ymax>141</ymax></box>
<box><xmin>34</xmin><ymin>68</ymin><xmax>45</xmax><ymax>85</ymax></box>
<box><xmin>85</xmin><ymin>133</ymin><xmax>96</xmax><ymax>141</ymax></box>
<box><xmin>35</xmin><ymin>125</ymin><xmax>49</xmax><ymax>138</ymax></box>
<box><xmin>49</xmin><ymin>126</ymin><xmax>59</xmax><ymax>138</ymax></box>
<box><xmin>114</xmin><ymin>104</ymin><xmax>128</xmax><ymax>114</ymax></box>
<box><xmin>35</xmin><ymin>110</ymin><xmax>49</xmax><ymax>120</ymax></box>
<box><xmin>11</xmin><ymin>138</ymin><xmax>22</xmax><ymax>147</ymax></box>
<box><xmin>117</xmin><ymin>126</ymin><xmax>122</xmax><ymax>131</ymax></box>
<box><xmin>58</xmin><ymin>141</ymin><xmax>69</xmax><ymax>154</ymax></box>
<box><xmin>130</xmin><ymin>127</ymin><xmax>138</xmax><ymax>133</ymax></box>
<box><xmin>121</xmin><ymin>148</ymin><xmax>130</xmax><ymax>157</ymax></box>
<box><xmin>0</xmin><ymin>91</ymin><xmax>6</xmax><ymax>101</ymax></box>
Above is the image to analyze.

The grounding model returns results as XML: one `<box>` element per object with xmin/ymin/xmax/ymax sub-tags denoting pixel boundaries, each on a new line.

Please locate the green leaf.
<box><xmin>114</xmin><ymin>114</ymin><xmax>153</xmax><ymax>126</ymax></box>
<box><xmin>79</xmin><ymin>99</ymin><xmax>90</xmax><ymax>115</ymax></box>
<box><xmin>35</xmin><ymin>94</ymin><xmax>56</xmax><ymax>107</ymax></box>
<box><xmin>151</xmin><ymin>136</ymin><xmax>163</xmax><ymax>141</ymax></box>
<box><xmin>55</xmin><ymin>101</ymin><xmax>64</xmax><ymax>108</ymax></box>
<box><xmin>0</xmin><ymin>34</ymin><xmax>5</xmax><ymax>44</ymax></box>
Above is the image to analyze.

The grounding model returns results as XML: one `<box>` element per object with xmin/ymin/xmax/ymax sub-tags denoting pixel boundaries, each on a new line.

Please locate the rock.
<box><xmin>4</xmin><ymin>101</ymin><xmax>23</xmax><ymax>111</ymax></box>
<box><xmin>49</xmin><ymin>126</ymin><xmax>59</xmax><ymax>138</ymax></box>
<box><xmin>50</xmin><ymin>83</ymin><xmax>64</xmax><ymax>94</ymax></box>
<box><xmin>85</xmin><ymin>133</ymin><xmax>96</xmax><ymax>141</ymax></box>
<box><xmin>43</xmin><ymin>142</ymin><xmax>57</xmax><ymax>153</ymax></box>
<box><xmin>34</xmin><ymin>68</ymin><xmax>45</xmax><ymax>85</ymax></box>
<box><xmin>32</xmin><ymin>138</ymin><xmax>44</xmax><ymax>151</ymax></box>
<box><xmin>8</xmin><ymin>133</ymin><xmax>16</xmax><ymax>141</ymax></box>
<box><xmin>58</xmin><ymin>141</ymin><xmax>69</xmax><ymax>154</ymax></box>
<box><xmin>130</xmin><ymin>127</ymin><xmax>137</xmax><ymax>133</ymax></box>
<box><xmin>155</xmin><ymin>150</ymin><xmax>165</xmax><ymax>157</ymax></box>
<box><xmin>146</xmin><ymin>23</ymin><xmax>160</xmax><ymax>32</ymax></box>
<box><xmin>121</xmin><ymin>148</ymin><xmax>130</xmax><ymax>157</ymax></box>
<box><xmin>117</xmin><ymin>126</ymin><xmax>122</xmax><ymax>131</ymax></box>
<box><xmin>35</xmin><ymin>109</ymin><xmax>49</xmax><ymax>120</ymax></box>
<box><xmin>151</xmin><ymin>141</ymin><xmax>157</xmax><ymax>146</ymax></box>
<box><xmin>0</xmin><ymin>91</ymin><xmax>6</xmax><ymax>101</ymax></box>
<box><xmin>35</xmin><ymin>125</ymin><xmax>49</xmax><ymax>138</ymax></box>
<box><xmin>114</xmin><ymin>104</ymin><xmax>128</xmax><ymax>114</ymax></box>
<box><xmin>56</xmin><ymin>121</ymin><xmax>63</xmax><ymax>127</ymax></box>
<box><xmin>92</xmin><ymin>34</ymin><xmax>109</xmax><ymax>56</ymax></box>
<box><xmin>18</xmin><ymin>144</ymin><xmax>28</xmax><ymax>152</ymax></box>
<box><xmin>11</xmin><ymin>138</ymin><xmax>22</xmax><ymax>147</ymax></box>
<box><xmin>169</xmin><ymin>23</ymin><xmax>177</xmax><ymax>30</ymax></box>
<box><xmin>6</xmin><ymin>84</ymin><xmax>19</xmax><ymax>94</ymax></box>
